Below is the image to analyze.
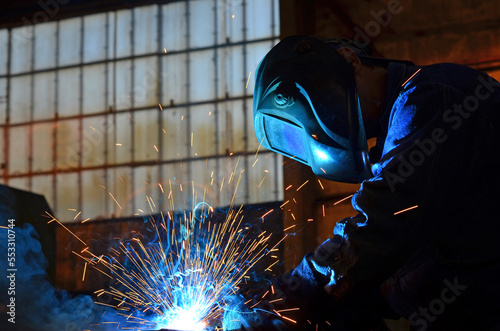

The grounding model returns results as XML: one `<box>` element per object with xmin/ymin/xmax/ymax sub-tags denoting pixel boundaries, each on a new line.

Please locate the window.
<box><xmin>0</xmin><ymin>0</ymin><xmax>282</xmax><ymax>222</ymax></box>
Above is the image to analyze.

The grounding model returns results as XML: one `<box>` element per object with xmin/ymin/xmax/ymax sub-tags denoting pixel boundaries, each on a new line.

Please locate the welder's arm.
<box><xmin>319</xmin><ymin>82</ymin><xmax>473</xmax><ymax>298</ymax></box>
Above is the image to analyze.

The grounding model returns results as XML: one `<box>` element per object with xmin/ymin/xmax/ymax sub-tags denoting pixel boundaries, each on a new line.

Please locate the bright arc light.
<box><xmin>163</xmin><ymin>306</ymin><xmax>207</xmax><ymax>331</ymax></box>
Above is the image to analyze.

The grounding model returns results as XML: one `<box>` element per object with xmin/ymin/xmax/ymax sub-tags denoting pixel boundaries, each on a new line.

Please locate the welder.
<box><xmin>228</xmin><ymin>36</ymin><xmax>500</xmax><ymax>330</ymax></box>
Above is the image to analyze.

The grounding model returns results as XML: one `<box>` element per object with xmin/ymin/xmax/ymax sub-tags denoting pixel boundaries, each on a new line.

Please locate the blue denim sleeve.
<box><xmin>330</xmin><ymin>71</ymin><xmax>500</xmax><ymax>293</ymax></box>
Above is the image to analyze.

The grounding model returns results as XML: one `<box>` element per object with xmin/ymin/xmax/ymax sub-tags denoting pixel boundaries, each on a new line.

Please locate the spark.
<box><xmin>53</xmin><ymin>171</ymin><xmax>278</xmax><ymax>329</ymax></box>
<box><xmin>394</xmin><ymin>205</ymin><xmax>419</xmax><ymax>215</ymax></box>
<box><xmin>46</xmin><ymin>211</ymin><xmax>87</xmax><ymax>246</ymax></box>
<box><xmin>260</xmin><ymin>209</ymin><xmax>273</xmax><ymax>220</ymax></box>
<box><xmin>402</xmin><ymin>68</ymin><xmax>422</xmax><ymax>87</ymax></box>
<box><xmin>334</xmin><ymin>194</ymin><xmax>353</xmax><ymax>205</ymax></box>
<box><xmin>82</xmin><ymin>262</ymin><xmax>88</xmax><ymax>281</ymax></box>
<box><xmin>317</xmin><ymin>179</ymin><xmax>324</xmax><ymax>190</ymax></box>
<box><xmin>295</xmin><ymin>180</ymin><xmax>309</xmax><ymax>191</ymax></box>
<box><xmin>245</xmin><ymin>71</ymin><xmax>252</xmax><ymax>89</ymax></box>
<box><xmin>109</xmin><ymin>192</ymin><xmax>123</xmax><ymax>210</ymax></box>
<box><xmin>257</xmin><ymin>176</ymin><xmax>266</xmax><ymax>188</ymax></box>
<box><xmin>255</xmin><ymin>137</ymin><xmax>264</xmax><ymax>158</ymax></box>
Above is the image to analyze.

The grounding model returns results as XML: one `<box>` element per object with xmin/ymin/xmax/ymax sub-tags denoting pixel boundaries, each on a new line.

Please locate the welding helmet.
<box><xmin>253</xmin><ymin>35</ymin><xmax>372</xmax><ymax>183</ymax></box>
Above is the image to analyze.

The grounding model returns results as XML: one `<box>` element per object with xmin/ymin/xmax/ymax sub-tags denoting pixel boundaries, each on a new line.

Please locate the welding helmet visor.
<box><xmin>253</xmin><ymin>36</ymin><xmax>372</xmax><ymax>183</ymax></box>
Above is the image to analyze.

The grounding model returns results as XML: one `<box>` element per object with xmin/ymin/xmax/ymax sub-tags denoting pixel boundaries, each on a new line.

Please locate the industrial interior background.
<box><xmin>0</xmin><ymin>0</ymin><xmax>499</xmax><ymax>330</ymax></box>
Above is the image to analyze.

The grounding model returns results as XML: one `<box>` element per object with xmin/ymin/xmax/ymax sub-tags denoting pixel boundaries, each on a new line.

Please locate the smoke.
<box><xmin>0</xmin><ymin>223</ymin><xmax>152</xmax><ymax>331</ymax></box>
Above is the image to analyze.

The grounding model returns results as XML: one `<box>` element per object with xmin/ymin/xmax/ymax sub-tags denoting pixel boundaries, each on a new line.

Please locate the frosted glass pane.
<box><xmin>34</xmin><ymin>22</ymin><xmax>57</xmax><ymax>70</ymax></box>
<box><xmin>247</xmin><ymin>152</ymin><xmax>281</xmax><ymax>203</ymax></box>
<box><xmin>162</xmin><ymin>2</ymin><xmax>187</xmax><ymax>52</ymax></box>
<box><xmin>83</xmin><ymin>13</ymin><xmax>107</xmax><ymax>63</ymax></box>
<box><xmin>82</xmin><ymin>63</ymin><xmax>106</xmax><ymax>114</ymax></box>
<box><xmin>56</xmin><ymin>119</ymin><xmax>80</xmax><ymax>170</ymax></box>
<box><xmin>108</xmin><ymin>166</ymin><xmax>132</xmax><ymax>218</ymax></box>
<box><xmin>189</xmin><ymin>50</ymin><xmax>215</xmax><ymax>102</ymax></box>
<box><xmin>189</xmin><ymin>158</ymin><xmax>218</xmax><ymax>206</ymax></box>
<box><xmin>81</xmin><ymin>170</ymin><xmax>106</xmax><ymax>220</ymax></box>
<box><xmin>246</xmin><ymin>98</ymin><xmax>260</xmax><ymax>150</ymax></box>
<box><xmin>9</xmin><ymin>75</ymin><xmax>31</xmax><ymax>124</ymax></box>
<box><xmin>217</xmin><ymin>100</ymin><xmax>246</xmax><ymax>154</ymax></box>
<box><xmin>81</xmin><ymin>116</ymin><xmax>107</xmax><ymax>167</ymax></box>
<box><xmin>0</xmin><ymin>78</ymin><xmax>6</xmax><ymax>123</ymax></box>
<box><xmin>58</xmin><ymin>68</ymin><xmax>81</xmax><ymax>117</ymax></box>
<box><xmin>217</xmin><ymin>45</ymin><xmax>244</xmax><ymax>99</ymax></box>
<box><xmin>116</xmin><ymin>10</ymin><xmax>132</xmax><ymax>58</ymax></box>
<box><xmin>215</xmin><ymin>155</ymin><xmax>248</xmax><ymax>207</ymax></box>
<box><xmin>272</xmin><ymin>0</ymin><xmax>280</xmax><ymax>37</ymax></box>
<box><xmin>33</xmin><ymin>71</ymin><xmax>56</xmax><ymax>120</ymax></box>
<box><xmin>10</xmin><ymin>25</ymin><xmax>33</xmax><ymax>74</ymax></box>
<box><xmin>106</xmin><ymin>13</ymin><xmax>115</xmax><ymax>59</ymax></box>
<box><xmin>189</xmin><ymin>0</ymin><xmax>215</xmax><ymax>48</ymax></box>
<box><xmin>190</xmin><ymin>104</ymin><xmax>216</xmax><ymax>157</ymax></box>
<box><xmin>115</xmin><ymin>60</ymin><xmax>132</xmax><ymax>110</ymax></box>
<box><xmin>133</xmin><ymin>109</ymin><xmax>160</xmax><ymax>162</ymax></box>
<box><xmin>133</xmin><ymin>6</ymin><xmax>158</xmax><ymax>55</ymax></box>
<box><xmin>216</xmin><ymin>0</ymin><xmax>244</xmax><ymax>43</ymax></box>
<box><xmin>0</xmin><ymin>30</ymin><xmax>8</xmax><ymax>75</ymax></box>
<box><xmin>161</xmin><ymin>107</ymin><xmax>188</xmax><ymax>160</ymax></box>
<box><xmin>59</xmin><ymin>17</ymin><xmax>82</xmax><ymax>67</ymax></box>
<box><xmin>32</xmin><ymin>175</ymin><xmax>53</xmax><ymax>208</ymax></box>
<box><xmin>132</xmin><ymin>165</ymin><xmax>160</xmax><ymax>214</ymax></box>
<box><xmin>32</xmin><ymin>123</ymin><xmax>53</xmax><ymax>172</ymax></box>
<box><xmin>112</xmin><ymin>112</ymin><xmax>132</xmax><ymax>164</ymax></box>
<box><xmin>245</xmin><ymin>41</ymin><xmax>276</xmax><ymax>94</ymax></box>
<box><xmin>162</xmin><ymin>54</ymin><xmax>187</xmax><ymax>105</ymax></box>
<box><xmin>9</xmin><ymin>126</ymin><xmax>29</xmax><ymax>175</ymax></box>
<box><xmin>55</xmin><ymin>172</ymin><xmax>79</xmax><ymax>223</ymax></box>
<box><xmin>246</xmin><ymin>0</ymin><xmax>274</xmax><ymax>40</ymax></box>
<box><xmin>133</xmin><ymin>57</ymin><xmax>159</xmax><ymax>108</ymax></box>
<box><xmin>160</xmin><ymin>162</ymin><xmax>190</xmax><ymax>210</ymax></box>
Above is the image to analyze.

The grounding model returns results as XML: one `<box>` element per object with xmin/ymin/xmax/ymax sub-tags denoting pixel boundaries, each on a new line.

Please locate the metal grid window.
<box><xmin>0</xmin><ymin>0</ymin><xmax>282</xmax><ymax>222</ymax></box>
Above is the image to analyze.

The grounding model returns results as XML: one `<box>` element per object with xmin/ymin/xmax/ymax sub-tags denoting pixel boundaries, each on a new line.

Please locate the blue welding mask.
<box><xmin>253</xmin><ymin>36</ymin><xmax>372</xmax><ymax>183</ymax></box>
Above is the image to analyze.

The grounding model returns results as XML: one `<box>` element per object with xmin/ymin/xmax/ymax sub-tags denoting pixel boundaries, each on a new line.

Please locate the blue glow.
<box><xmin>314</xmin><ymin>148</ymin><xmax>330</xmax><ymax>161</ymax></box>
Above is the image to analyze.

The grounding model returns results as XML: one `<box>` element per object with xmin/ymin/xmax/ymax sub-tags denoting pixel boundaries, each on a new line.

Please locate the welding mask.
<box><xmin>253</xmin><ymin>36</ymin><xmax>372</xmax><ymax>183</ymax></box>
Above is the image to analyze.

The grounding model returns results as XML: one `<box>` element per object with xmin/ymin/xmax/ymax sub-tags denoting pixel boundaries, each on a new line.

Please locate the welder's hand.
<box><xmin>313</xmin><ymin>235</ymin><xmax>343</xmax><ymax>267</ymax></box>
<box><xmin>313</xmin><ymin>235</ymin><xmax>344</xmax><ymax>294</ymax></box>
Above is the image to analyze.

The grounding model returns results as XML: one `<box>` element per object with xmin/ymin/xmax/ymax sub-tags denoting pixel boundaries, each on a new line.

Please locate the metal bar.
<box><xmin>0</xmin><ymin>36</ymin><xmax>277</xmax><ymax>80</ymax></box>
<box><xmin>130</xmin><ymin>7</ymin><xmax>136</xmax><ymax>214</ymax></box>
<box><xmin>242</xmin><ymin>0</ymin><xmax>249</xmax><ymax>203</ymax></box>
<box><xmin>52</xmin><ymin>20</ymin><xmax>60</xmax><ymax>212</ymax></box>
<box><xmin>157</xmin><ymin>3</ymin><xmax>164</xmax><ymax>212</ymax></box>
<box><xmin>77</xmin><ymin>16</ymin><xmax>84</xmax><ymax>219</ymax></box>
<box><xmin>3</xmin><ymin>28</ymin><xmax>12</xmax><ymax>184</ymax></box>
<box><xmin>103</xmin><ymin>11</ymin><xmax>111</xmax><ymax>217</ymax></box>
<box><xmin>185</xmin><ymin>0</ymin><xmax>192</xmax><ymax>203</ymax></box>
<box><xmin>2</xmin><ymin>94</ymin><xmax>253</xmax><ymax>129</ymax></box>
<box><xmin>28</xmin><ymin>24</ymin><xmax>35</xmax><ymax>191</ymax></box>
<box><xmin>7</xmin><ymin>149</ymin><xmax>277</xmax><ymax>179</ymax></box>
<box><xmin>213</xmin><ymin>0</ymin><xmax>221</xmax><ymax>205</ymax></box>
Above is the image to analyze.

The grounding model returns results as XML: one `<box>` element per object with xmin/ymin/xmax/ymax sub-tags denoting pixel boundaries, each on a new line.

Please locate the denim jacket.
<box><xmin>327</xmin><ymin>62</ymin><xmax>500</xmax><ymax>294</ymax></box>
